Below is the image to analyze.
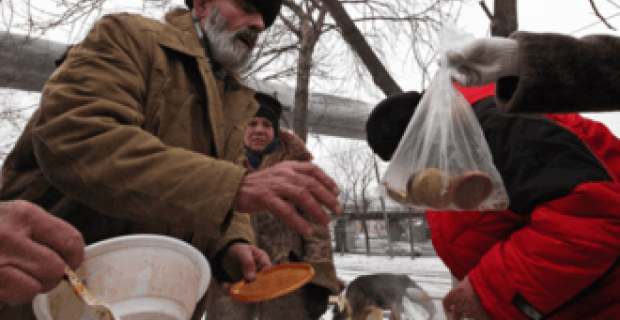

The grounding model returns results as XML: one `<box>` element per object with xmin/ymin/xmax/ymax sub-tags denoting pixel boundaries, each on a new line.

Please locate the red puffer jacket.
<box><xmin>427</xmin><ymin>84</ymin><xmax>620</xmax><ymax>320</ymax></box>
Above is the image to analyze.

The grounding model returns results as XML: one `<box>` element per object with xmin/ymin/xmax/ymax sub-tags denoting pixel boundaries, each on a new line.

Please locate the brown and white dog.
<box><xmin>331</xmin><ymin>274</ymin><xmax>436</xmax><ymax>320</ymax></box>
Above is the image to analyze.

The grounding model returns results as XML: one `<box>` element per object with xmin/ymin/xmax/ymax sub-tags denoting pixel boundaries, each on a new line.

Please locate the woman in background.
<box><xmin>205</xmin><ymin>92</ymin><xmax>343</xmax><ymax>320</ymax></box>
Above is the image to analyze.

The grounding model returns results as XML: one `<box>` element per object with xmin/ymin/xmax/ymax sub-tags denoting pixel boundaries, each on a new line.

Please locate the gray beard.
<box><xmin>200</xmin><ymin>7</ymin><xmax>254</xmax><ymax>72</ymax></box>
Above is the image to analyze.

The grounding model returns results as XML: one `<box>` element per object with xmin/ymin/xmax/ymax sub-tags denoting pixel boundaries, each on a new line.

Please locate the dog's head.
<box><xmin>332</xmin><ymin>296</ymin><xmax>384</xmax><ymax>320</ymax></box>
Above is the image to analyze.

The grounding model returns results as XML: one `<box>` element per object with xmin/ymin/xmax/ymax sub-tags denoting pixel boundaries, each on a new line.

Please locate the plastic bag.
<box><xmin>381</xmin><ymin>23</ymin><xmax>509</xmax><ymax>211</ymax></box>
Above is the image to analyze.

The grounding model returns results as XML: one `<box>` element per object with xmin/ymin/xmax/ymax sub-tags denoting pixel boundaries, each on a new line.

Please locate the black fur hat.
<box><xmin>365</xmin><ymin>91</ymin><xmax>423</xmax><ymax>161</ymax></box>
<box><xmin>254</xmin><ymin>92</ymin><xmax>283</xmax><ymax>134</ymax></box>
<box><xmin>186</xmin><ymin>0</ymin><xmax>283</xmax><ymax>29</ymax></box>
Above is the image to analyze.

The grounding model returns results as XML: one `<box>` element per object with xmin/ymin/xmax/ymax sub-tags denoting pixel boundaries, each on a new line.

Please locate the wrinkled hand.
<box><xmin>443</xmin><ymin>276</ymin><xmax>489</xmax><ymax>320</ymax></box>
<box><xmin>446</xmin><ymin>37</ymin><xmax>519</xmax><ymax>87</ymax></box>
<box><xmin>0</xmin><ymin>201</ymin><xmax>85</xmax><ymax>305</ymax></box>
<box><xmin>220</xmin><ymin>243</ymin><xmax>272</xmax><ymax>293</ymax></box>
<box><xmin>232</xmin><ymin>161</ymin><xmax>342</xmax><ymax>237</ymax></box>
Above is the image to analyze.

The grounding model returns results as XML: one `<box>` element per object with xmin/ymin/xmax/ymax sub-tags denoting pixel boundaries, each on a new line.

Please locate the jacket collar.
<box><xmin>158</xmin><ymin>9</ymin><xmax>205</xmax><ymax>58</ymax></box>
<box><xmin>158</xmin><ymin>9</ymin><xmax>241</xmax><ymax>90</ymax></box>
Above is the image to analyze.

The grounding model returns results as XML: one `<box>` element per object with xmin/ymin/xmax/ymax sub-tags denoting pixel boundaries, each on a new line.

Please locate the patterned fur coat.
<box><xmin>205</xmin><ymin>129</ymin><xmax>343</xmax><ymax>320</ymax></box>
<box><xmin>495</xmin><ymin>32</ymin><xmax>620</xmax><ymax>114</ymax></box>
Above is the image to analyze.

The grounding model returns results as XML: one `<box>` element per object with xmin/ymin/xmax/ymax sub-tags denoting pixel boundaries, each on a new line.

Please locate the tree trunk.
<box><xmin>293</xmin><ymin>47</ymin><xmax>312</xmax><ymax>141</ymax></box>
<box><xmin>321</xmin><ymin>0</ymin><xmax>403</xmax><ymax>97</ymax></box>
<box><xmin>491</xmin><ymin>0</ymin><xmax>518</xmax><ymax>37</ymax></box>
<box><xmin>292</xmin><ymin>14</ymin><xmax>316</xmax><ymax>142</ymax></box>
<box><xmin>361</xmin><ymin>219</ymin><xmax>370</xmax><ymax>256</ymax></box>
<box><xmin>335</xmin><ymin>220</ymin><xmax>348</xmax><ymax>254</ymax></box>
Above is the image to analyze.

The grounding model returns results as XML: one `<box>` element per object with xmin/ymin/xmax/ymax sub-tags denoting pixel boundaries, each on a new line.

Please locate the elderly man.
<box><xmin>0</xmin><ymin>0</ymin><xmax>342</xmax><ymax>318</ymax></box>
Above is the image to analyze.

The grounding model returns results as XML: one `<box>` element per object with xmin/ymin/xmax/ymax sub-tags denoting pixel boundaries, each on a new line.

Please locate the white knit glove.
<box><xmin>446</xmin><ymin>37</ymin><xmax>520</xmax><ymax>87</ymax></box>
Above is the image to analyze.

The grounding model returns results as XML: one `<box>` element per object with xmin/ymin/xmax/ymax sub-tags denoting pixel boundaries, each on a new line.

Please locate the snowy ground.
<box><xmin>321</xmin><ymin>253</ymin><xmax>453</xmax><ymax>320</ymax></box>
<box><xmin>202</xmin><ymin>253</ymin><xmax>452</xmax><ymax>320</ymax></box>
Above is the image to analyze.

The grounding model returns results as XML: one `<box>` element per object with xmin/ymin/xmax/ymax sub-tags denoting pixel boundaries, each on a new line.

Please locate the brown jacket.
<box><xmin>496</xmin><ymin>32</ymin><xmax>620</xmax><ymax>114</ymax></box>
<box><xmin>206</xmin><ymin>130</ymin><xmax>343</xmax><ymax>320</ymax></box>
<box><xmin>0</xmin><ymin>9</ymin><xmax>258</xmax><ymax>319</ymax></box>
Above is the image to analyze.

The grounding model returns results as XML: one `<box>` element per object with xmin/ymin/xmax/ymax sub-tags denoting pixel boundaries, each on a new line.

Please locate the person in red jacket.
<box><xmin>365</xmin><ymin>83</ymin><xmax>620</xmax><ymax>320</ymax></box>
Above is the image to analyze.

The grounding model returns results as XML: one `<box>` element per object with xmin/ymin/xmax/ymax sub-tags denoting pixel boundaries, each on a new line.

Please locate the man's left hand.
<box><xmin>443</xmin><ymin>276</ymin><xmax>489</xmax><ymax>320</ymax></box>
<box><xmin>221</xmin><ymin>244</ymin><xmax>271</xmax><ymax>293</ymax></box>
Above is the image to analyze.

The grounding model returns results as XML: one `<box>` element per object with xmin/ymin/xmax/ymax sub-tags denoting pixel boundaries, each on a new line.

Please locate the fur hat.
<box><xmin>186</xmin><ymin>0</ymin><xmax>283</xmax><ymax>29</ymax></box>
<box><xmin>365</xmin><ymin>91</ymin><xmax>423</xmax><ymax>161</ymax></box>
<box><xmin>253</xmin><ymin>92</ymin><xmax>283</xmax><ymax>134</ymax></box>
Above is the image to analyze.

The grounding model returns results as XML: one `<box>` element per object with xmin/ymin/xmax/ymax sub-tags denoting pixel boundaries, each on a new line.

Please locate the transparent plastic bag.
<box><xmin>381</xmin><ymin>23</ymin><xmax>509</xmax><ymax>211</ymax></box>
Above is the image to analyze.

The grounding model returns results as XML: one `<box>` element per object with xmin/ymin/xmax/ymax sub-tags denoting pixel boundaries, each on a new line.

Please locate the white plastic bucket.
<box><xmin>33</xmin><ymin>234</ymin><xmax>211</xmax><ymax>320</ymax></box>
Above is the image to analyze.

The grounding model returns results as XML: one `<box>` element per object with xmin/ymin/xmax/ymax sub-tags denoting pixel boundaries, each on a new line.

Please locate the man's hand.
<box><xmin>0</xmin><ymin>201</ymin><xmax>85</xmax><ymax>305</ymax></box>
<box><xmin>232</xmin><ymin>161</ymin><xmax>342</xmax><ymax>237</ymax></box>
<box><xmin>220</xmin><ymin>243</ymin><xmax>272</xmax><ymax>293</ymax></box>
<box><xmin>446</xmin><ymin>37</ymin><xmax>519</xmax><ymax>87</ymax></box>
<box><xmin>443</xmin><ymin>276</ymin><xmax>489</xmax><ymax>320</ymax></box>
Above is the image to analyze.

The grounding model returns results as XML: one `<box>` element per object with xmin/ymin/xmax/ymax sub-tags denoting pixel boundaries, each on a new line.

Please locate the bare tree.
<box><xmin>588</xmin><ymin>0</ymin><xmax>616</xmax><ymax>30</ymax></box>
<box><xmin>322</xmin><ymin>138</ymin><xmax>378</xmax><ymax>255</ymax></box>
<box><xmin>244</xmin><ymin>0</ymin><xmax>467</xmax><ymax>141</ymax></box>
<box><xmin>320</xmin><ymin>0</ymin><xmax>402</xmax><ymax>97</ymax></box>
<box><xmin>0</xmin><ymin>90</ymin><xmax>38</xmax><ymax>161</ymax></box>
<box><xmin>479</xmin><ymin>0</ymin><xmax>517</xmax><ymax>37</ymax></box>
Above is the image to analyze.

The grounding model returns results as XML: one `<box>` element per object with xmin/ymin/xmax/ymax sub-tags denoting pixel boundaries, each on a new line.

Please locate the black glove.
<box><xmin>302</xmin><ymin>282</ymin><xmax>331</xmax><ymax>319</ymax></box>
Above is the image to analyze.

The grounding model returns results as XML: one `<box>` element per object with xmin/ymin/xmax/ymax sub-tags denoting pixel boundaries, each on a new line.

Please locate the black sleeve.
<box><xmin>496</xmin><ymin>32</ymin><xmax>620</xmax><ymax>113</ymax></box>
<box><xmin>473</xmin><ymin>97</ymin><xmax>613</xmax><ymax>215</ymax></box>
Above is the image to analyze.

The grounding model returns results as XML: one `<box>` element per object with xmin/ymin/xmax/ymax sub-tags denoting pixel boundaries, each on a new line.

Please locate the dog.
<box><xmin>332</xmin><ymin>274</ymin><xmax>436</xmax><ymax>320</ymax></box>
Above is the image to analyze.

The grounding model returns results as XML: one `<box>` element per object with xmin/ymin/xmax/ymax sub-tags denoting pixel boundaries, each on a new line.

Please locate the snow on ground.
<box><xmin>333</xmin><ymin>254</ymin><xmax>452</xmax><ymax>298</ymax></box>
<box><xmin>204</xmin><ymin>253</ymin><xmax>453</xmax><ymax>319</ymax></box>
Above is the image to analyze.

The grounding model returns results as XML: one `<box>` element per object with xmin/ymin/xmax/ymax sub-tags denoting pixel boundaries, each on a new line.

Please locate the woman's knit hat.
<box><xmin>365</xmin><ymin>91</ymin><xmax>423</xmax><ymax>161</ymax></box>
<box><xmin>186</xmin><ymin>0</ymin><xmax>283</xmax><ymax>29</ymax></box>
<box><xmin>254</xmin><ymin>92</ymin><xmax>283</xmax><ymax>134</ymax></box>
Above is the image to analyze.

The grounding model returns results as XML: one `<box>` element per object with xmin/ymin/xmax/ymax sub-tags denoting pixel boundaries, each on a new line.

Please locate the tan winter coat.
<box><xmin>205</xmin><ymin>130</ymin><xmax>344</xmax><ymax>320</ymax></box>
<box><xmin>0</xmin><ymin>9</ymin><xmax>258</xmax><ymax>319</ymax></box>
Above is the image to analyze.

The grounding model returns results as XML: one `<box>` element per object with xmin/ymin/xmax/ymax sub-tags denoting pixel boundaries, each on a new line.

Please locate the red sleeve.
<box><xmin>468</xmin><ymin>181</ymin><xmax>620</xmax><ymax>319</ymax></box>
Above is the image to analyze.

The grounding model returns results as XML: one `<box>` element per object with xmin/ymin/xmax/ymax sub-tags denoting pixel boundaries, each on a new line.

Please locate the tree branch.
<box><xmin>279</xmin><ymin>15</ymin><xmax>302</xmax><ymax>38</ymax></box>
<box><xmin>590</xmin><ymin>0</ymin><xmax>616</xmax><ymax>30</ymax></box>
<box><xmin>479</xmin><ymin>0</ymin><xmax>493</xmax><ymax>21</ymax></box>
